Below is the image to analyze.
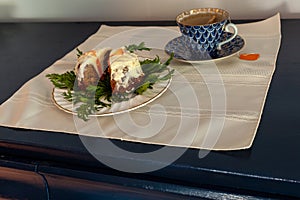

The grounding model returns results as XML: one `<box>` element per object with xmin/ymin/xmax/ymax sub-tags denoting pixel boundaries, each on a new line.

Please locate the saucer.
<box><xmin>165</xmin><ymin>32</ymin><xmax>245</xmax><ymax>63</ymax></box>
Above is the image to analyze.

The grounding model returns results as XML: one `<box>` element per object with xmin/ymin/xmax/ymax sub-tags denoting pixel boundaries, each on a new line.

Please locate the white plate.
<box><xmin>52</xmin><ymin>75</ymin><xmax>171</xmax><ymax>117</ymax></box>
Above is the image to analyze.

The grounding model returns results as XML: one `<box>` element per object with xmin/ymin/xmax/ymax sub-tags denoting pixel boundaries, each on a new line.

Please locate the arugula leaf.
<box><xmin>95</xmin><ymin>73</ymin><xmax>112</xmax><ymax>103</ymax></box>
<box><xmin>159</xmin><ymin>69</ymin><xmax>175</xmax><ymax>81</ymax></box>
<box><xmin>134</xmin><ymin>81</ymin><xmax>153</xmax><ymax>95</ymax></box>
<box><xmin>134</xmin><ymin>53</ymin><xmax>175</xmax><ymax>95</ymax></box>
<box><xmin>46</xmin><ymin>71</ymin><xmax>76</xmax><ymax>90</ymax></box>
<box><xmin>76</xmin><ymin>102</ymin><xmax>97</xmax><ymax>121</ymax></box>
<box><xmin>125</xmin><ymin>42</ymin><xmax>151</xmax><ymax>53</ymax></box>
<box><xmin>76</xmin><ymin>48</ymin><xmax>83</xmax><ymax>58</ymax></box>
<box><xmin>63</xmin><ymin>89</ymin><xmax>73</xmax><ymax>101</ymax></box>
<box><xmin>140</xmin><ymin>56</ymin><xmax>160</xmax><ymax>65</ymax></box>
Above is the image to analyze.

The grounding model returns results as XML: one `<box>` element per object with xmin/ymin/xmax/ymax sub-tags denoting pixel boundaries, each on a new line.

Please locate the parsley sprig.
<box><xmin>47</xmin><ymin>43</ymin><xmax>174</xmax><ymax>121</ymax></box>
<box><xmin>46</xmin><ymin>71</ymin><xmax>76</xmax><ymax>90</ymax></box>
<box><xmin>125</xmin><ymin>42</ymin><xmax>151</xmax><ymax>53</ymax></box>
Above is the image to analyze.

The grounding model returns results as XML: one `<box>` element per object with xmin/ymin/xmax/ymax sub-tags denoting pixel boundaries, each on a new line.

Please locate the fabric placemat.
<box><xmin>0</xmin><ymin>14</ymin><xmax>281</xmax><ymax>150</ymax></box>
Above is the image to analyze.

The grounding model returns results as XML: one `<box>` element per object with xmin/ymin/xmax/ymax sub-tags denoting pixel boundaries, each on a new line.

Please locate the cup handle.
<box><xmin>217</xmin><ymin>23</ymin><xmax>238</xmax><ymax>50</ymax></box>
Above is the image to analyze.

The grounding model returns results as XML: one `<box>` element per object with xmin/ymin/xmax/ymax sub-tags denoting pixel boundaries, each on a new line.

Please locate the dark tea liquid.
<box><xmin>181</xmin><ymin>13</ymin><xmax>225</xmax><ymax>26</ymax></box>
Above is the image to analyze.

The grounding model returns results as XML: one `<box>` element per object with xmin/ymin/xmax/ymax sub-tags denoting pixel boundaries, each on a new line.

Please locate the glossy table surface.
<box><xmin>0</xmin><ymin>20</ymin><xmax>300</xmax><ymax>199</ymax></box>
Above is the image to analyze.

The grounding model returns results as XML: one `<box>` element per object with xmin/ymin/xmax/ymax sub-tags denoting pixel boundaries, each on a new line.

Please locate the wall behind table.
<box><xmin>0</xmin><ymin>0</ymin><xmax>300</xmax><ymax>22</ymax></box>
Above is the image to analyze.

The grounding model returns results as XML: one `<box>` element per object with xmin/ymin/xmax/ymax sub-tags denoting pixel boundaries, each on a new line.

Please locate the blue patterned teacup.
<box><xmin>176</xmin><ymin>8</ymin><xmax>238</xmax><ymax>53</ymax></box>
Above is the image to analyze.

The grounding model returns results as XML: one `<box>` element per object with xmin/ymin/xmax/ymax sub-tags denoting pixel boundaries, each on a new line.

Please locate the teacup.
<box><xmin>176</xmin><ymin>8</ymin><xmax>238</xmax><ymax>53</ymax></box>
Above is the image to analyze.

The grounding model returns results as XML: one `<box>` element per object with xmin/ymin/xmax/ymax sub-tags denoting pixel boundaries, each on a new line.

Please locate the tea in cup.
<box><xmin>176</xmin><ymin>8</ymin><xmax>238</xmax><ymax>52</ymax></box>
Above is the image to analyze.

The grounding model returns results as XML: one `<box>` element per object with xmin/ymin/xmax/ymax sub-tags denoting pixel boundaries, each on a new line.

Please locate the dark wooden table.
<box><xmin>0</xmin><ymin>20</ymin><xmax>299</xmax><ymax>199</ymax></box>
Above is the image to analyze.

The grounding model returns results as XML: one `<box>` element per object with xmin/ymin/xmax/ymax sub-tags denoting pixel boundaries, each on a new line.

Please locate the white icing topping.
<box><xmin>110</xmin><ymin>51</ymin><xmax>143</xmax><ymax>91</ymax></box>
<box><xmin>75</xmin><ymin>48</ymin><xmax>111</xmax><ymax>82</ymax></box>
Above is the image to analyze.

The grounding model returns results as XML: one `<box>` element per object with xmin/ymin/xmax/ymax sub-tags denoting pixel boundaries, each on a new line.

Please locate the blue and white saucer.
<box><xmin>165</xmin><ymin>32</ymin><xmax>245</xmax><ymax>63</ymax></box>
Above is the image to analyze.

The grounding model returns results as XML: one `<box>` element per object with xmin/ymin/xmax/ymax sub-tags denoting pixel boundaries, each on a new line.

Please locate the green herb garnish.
<box><xmin>125</xmin><ymin>42</ymin><xmax>151</xmax><ymax>53</ymax></box>
<box><xmin>46</xmin><ymin>71</ymin><xmax>76</xmax><ymax>90</ymax></box>
<box><xmin>76</xmin><ymin>48</ymin><xmax>83</xmax><ymax>58</ymax></box>
<box><xmin>135</xmin><ymin>53</ymin><xmax>174</xmax><ymax>95</ymax></box>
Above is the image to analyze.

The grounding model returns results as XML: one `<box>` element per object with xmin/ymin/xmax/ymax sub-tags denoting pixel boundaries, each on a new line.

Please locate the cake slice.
<box><xmin>109</xmin><ymin>47</ymin><xmax>144</xmax><ymax>94</ymax></box>
<box><xmin>74</xmin><ymin>48</ymin><xmax>111</xmax><ymax>89</ymax></box>
<box><xmin>74</xmin><ymin>47</ymin><xmax>144</xmax><ymax>95</ymax></box>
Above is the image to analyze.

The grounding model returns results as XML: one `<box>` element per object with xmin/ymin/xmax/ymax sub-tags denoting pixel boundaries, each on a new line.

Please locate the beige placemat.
<box><xmin>0</xmin><ymin>14</ymin><xmax>281</xmax><ymax>150</ymax></box>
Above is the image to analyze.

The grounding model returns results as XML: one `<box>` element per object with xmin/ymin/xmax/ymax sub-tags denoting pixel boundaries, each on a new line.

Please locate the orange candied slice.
<box><xmin>111</xmin><ymin>48</ymin><xmax>124</xmax><ymax>56</ymax></box>
<box><xmin>83</xmin><ymin>50</ymin><xmax>97</xmax><ymax>57</ymax></box>
<box><xmin>239</xmin><ymin>53</ymin><xmax>260</xmax><ymax>61</ymax></box>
